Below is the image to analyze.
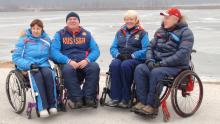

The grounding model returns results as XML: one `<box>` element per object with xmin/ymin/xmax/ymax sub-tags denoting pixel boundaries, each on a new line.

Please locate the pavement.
<box><xmin>0</xmin><ymin>68</ymin><xmax>220</xmax><ymax>124</ymax></box>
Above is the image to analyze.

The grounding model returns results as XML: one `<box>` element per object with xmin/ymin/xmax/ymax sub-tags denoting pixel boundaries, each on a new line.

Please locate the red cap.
<box><xmin>160</xmin><ymin>7</ymin><xmax>182</xmax><ymax>18</ymax></box>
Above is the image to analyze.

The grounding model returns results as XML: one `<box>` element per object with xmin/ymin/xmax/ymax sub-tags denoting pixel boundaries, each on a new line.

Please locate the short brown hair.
<box><xmin>30</xmin><ymin>19</ymin><xmax>44</xmax><ymax>29</ymax></box>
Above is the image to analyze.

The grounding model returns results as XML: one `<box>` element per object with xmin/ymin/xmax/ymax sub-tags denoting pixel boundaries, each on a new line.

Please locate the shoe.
<box><xmin>131</xmin><ymin>102</ymin><xmax>145</xmax><ymax>112</ymax></box>
<box><xmin>68</xmin><ymin>100</ymin><xmax>83</xmax><ymax>109</ymax></box>
<box><xmin>85</xmin><ymin>98</ymin><xmax>96</xmax><ymax>107</ymax></box>
<box><xmin>118</xmin><ymin>100</ymin><xmax>129</xmax><ymax>108</ymax></box>
<box><xmin>49</xmin><ymin>108</ymin><xmax>57</xmax><ymax>115</ymax></box>
<box><xmin>106</xmin><ymin>99</ymin><xmax>120</xmax><ymax>107</ymax></box>
<box><xmin>39</xmin><ymin>109</ymin><xmax>49</xmax><ymax>118</ymax></box>
<box><xmin>140</xmin><ymin>105</ymin><xmax>158</xmax><ymax>115</ymax></box>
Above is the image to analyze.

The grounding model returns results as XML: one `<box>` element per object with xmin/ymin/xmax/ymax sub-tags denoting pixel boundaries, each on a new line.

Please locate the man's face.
<box><xmin>124</xmin><ymin>16</ymin><xmax>137</xmax><ymax>29</ymax></box>
<box><xmin>66</xmin><ymin>17</ymin><xmax>80</xmax><ymax>29</ymax></box>
<box><xmin>163</xmin><ymin>15</ymin><xmax>179</xmax><ymax>29</ymax></box>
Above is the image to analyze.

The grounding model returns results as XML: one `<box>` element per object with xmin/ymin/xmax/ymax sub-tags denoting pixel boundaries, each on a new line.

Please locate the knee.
<box><xmin>109</xmin><ymin>59</ymin><xmax>121</xmax><ymax>69</ymax></box>
<box><xmin>62</xmin><ymin>64</ymin><xmax>76</xmax><ymax>75</ymax></box>
<box><xmin>150</xmin><ymin>68</ymin><xmax>163</xmax><ymax>76</ymax></box>
<box><xmin>134</xmin><ymin>64</ymin><xmax>149</xmax><ymax>75</ymax></box>
<box><xmin>87</xmin><ymin>62</ymin><xmax>100</xmax><ymax>73</ymax></box>
<box><xmin>120</xmin><ymin>60</ymin><xmax>132</xmax><ymax>69</ymax></box>
<box><xmin>41</xmin><ymin>68</ymin><xmax>52</xmax><ymax>77</ymax></box>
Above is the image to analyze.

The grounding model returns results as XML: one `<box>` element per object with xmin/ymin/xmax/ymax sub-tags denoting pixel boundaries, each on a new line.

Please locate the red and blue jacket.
<box><xmin>110</xmin><ymin>25</ymin><xmax>149</xmax><ymax>61</ymax></box>
<box><xmin>12</xmin><ymin>29</ymin><xmax>51</xmax><ymax>70</ymax></box>
<box><xmin>51</xmin><ymin>27</ymin><xmax>100</xmax><ymax>64</ymax></box>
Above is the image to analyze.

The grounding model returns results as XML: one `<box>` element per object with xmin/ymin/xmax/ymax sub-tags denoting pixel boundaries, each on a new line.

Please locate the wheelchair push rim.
<box><xmin>6</xmin><ymin>70</ymin><xmax>26</xmax><ymax>114</ymax></box>
<box><xmin>171</xmin><ymin>70</ymin><xmax>203</xmax><ymax>117</ymax></box>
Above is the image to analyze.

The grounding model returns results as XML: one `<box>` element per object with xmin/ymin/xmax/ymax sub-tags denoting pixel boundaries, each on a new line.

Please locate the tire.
<box><xmin>6</xmin><ymin>70</ymin><xmax>26</xmax><ymax>114</ymax></box>
<box><xmin>171</xmin><ymin>70</ymin><xmax>203</xmax><ymax>117</ymax></box>
<box><xmin>53</xmin><ymin>65</ymin><xmax>65</xmax><ymax>104</ymax></box>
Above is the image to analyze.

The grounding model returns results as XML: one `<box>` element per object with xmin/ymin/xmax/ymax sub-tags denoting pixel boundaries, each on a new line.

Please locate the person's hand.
<box><xmin>145</xmin><ymin>60</ymin><xmax>161</xmax><ymax>71</ymax></box>
<box><xmin>69</xmin><ymin>60</ymin><xmax>79</xmax><ymax>69</ymax></box>
<box><xmin>30</xmin><ymin>64</ymin><xmax>39</xmax><ymax>72</ymax></box>
<box><xmin>117</xmin><ymin>54</ymin><xmax>132</xmax><ymax>61</ymax></box>
<box><xmin>145</xmin><ymin>60</ymin><xmax>155</xmax><ymax>71</ymax></box>
<box><xmin>78</xmin><ymin>59</ymin><xmax>89</xmax><ymax>69</ymax></box>
<box><xmin>31</xmin><ymin>64</ymin><xmax>39</xmax><ymax>69</ymax></box>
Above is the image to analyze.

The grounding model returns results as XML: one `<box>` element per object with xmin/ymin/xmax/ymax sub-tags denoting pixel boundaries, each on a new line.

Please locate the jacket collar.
<box><xmin>120</xmin><ymin>25</ymin><xmax>143</xmax><ymax>36</ymax></box>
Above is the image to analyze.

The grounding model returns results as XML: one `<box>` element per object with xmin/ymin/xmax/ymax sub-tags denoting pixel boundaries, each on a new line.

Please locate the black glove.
<box><xmin>31</xmin><ymin>64</ymin><xmax>39</xmax><ymax>69</ymax></box>
<box><xmin>117</xmin><ymin>54</ymin><xmax>132</xmax><ymax>61</ymax></box>
<box><xmin>145</xmin><ymin>60</ymin><xmax>155</xmax><ymax>70</ymax></box>
<box><xmin>145</xmin><ymin>60</ymin><xmax>161</xmax><ymax>71</ymax></box>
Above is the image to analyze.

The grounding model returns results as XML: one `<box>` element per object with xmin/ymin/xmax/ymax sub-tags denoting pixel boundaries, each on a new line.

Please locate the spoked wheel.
<box><xmin>100</xmin><ymin>87</ymin><xmax>108</xmax><ymax>106</ymax></box>
<box><xmin>100</xmin><ymin>72</ymin><xmax>111</xmax><ymax>106</ymax></box>
<box><xmin>53</xmin><ymin>64</ymin><xmax>67</xmax><ymax>112</ymax></box>
<box><xmin>171</xmin><ymin>70</ymin><xmax>203</xmax><ymax>117</ymax></box>
<box><xmin>6</xmin><ymin>70</ymin><xmax>26</xmax><ymax>114</ymax></box>
<box><xmin>129</xmin><ymin>83</ymin><xmax>137</xmax><ymax>108</ymax></box>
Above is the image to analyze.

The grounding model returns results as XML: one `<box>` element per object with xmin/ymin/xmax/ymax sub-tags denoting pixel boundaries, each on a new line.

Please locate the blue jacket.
<box><xmin>50</xmin><ymin>27</ymin><xmax>100</xmax><ymax>64</ymax></box>
<box><xmin>110</xmin><ymin>25</ymin><xmax>149</xmax><ymax>61</ymax></box>
<box><xmin>12</xmin><ymin>29</ymin><xmax>51</xmax><ymax>70</ymax></box>
<box><xmin>146</xmin><ymin>21</ymin><xmax>194</xmax><ymax>69</ymax></box>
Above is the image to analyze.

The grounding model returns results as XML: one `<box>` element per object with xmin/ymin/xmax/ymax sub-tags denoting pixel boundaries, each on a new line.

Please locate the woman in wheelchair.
<box><xmin>12</xmin><ymin>19</ymin><xmax>57</xmax><ymax>118</ymax></box>
<box><xmin>132</xmin><ymin>8</ymin><xmax>194</xmax><ymax>115</ymax></box>
<box><xmin>106</xmin><ymin>10</ymin><xmax>149</xmax><ymax>108</ymax></box>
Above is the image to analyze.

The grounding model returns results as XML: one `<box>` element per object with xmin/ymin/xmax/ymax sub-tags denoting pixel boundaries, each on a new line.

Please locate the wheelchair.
<box><xmin>100</xmin><ymin>49</ymin><xmax>203</xmax><ymax>122</ymax></box>
<box><xmin>53</xmin><ymin>63</ymin><xmax>100</xmax><ymax>110</ymax></box>
<box><xmin>99</xmin><ymin>70</ymin><xmax>137</xmax><ymax>108</ymax></box>
<box><xmin>6</xmin><ymin>67</ymin><xmax>42</xmax><ymax>119</ymax></box>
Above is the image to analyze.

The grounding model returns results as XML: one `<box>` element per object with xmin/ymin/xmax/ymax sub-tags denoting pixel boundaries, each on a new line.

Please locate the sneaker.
<box><xmin>140</xmin><ymin>105</ymin><xmax>158</xmax><ymax>115</ymax></box>
<box><xmin>131</xmin><ymin>102</ymin><xmax>145</xmax><ymax>112</ymax></box>
<box><xmin>118</xmin><ymin>100</ymin><xmax>129</xmax><ymax>108</ymax></box>
<box><xmin>39</xmin><ymin>109</ymin><xmax>49</xmax><ymax>118</ymax></box>
<box><xmin>49</xmin><ymin>108</ymin><xmax>57</xmax><ymax>115</ymax></box>
<box><xmin>106</xmin><ymin>99</ymin><xmax>120</xmax><ymax>107</ymax></box>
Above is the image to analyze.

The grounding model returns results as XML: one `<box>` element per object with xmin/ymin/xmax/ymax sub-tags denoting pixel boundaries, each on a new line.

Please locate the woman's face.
<box><xmin>163</xmin><ymin>15</ymin><xmax>179</xmax><ymax>29</ymax></box>
<box><xmin>31</xmin><ymin>24</ymin><xmax>42</xmax><ymax>37</ymax></box>
<box><xmin>124</xmin><ymin>16</ymin><xmax>137</xmax><ymax>29</ymax></box>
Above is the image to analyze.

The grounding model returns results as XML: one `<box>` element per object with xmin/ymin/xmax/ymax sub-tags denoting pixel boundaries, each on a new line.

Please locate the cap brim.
<box><xmin>160</xmin><ymin>12</ymin><xmax>169</xmax><ymax>16</ymax></box>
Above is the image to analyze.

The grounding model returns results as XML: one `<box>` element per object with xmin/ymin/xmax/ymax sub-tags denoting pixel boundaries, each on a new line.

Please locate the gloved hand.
<box><xmin>30</xmin><ymin>64</ymin><xmax>39</xmax><ymax>72</ymax></box>
<box><xmin>31</xmin><ymin>64</ymin><xmax>39</xmax><ymax>69</ymax></box>
<box><xmin>117</xmin><ymin>54</ymin><xmax>132</xmax><ymax>61</ymax></box>
<box><xmin>145</xmin><ymin>60</ymin><xmax>161</xmax><ymax>71</ymax></box>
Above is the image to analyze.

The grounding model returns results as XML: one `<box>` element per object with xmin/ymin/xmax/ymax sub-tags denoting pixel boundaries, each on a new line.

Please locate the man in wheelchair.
<box><xmin>132</xmin><ymin>8</ymin><xmax>194</xmax><ymax>115</ymax></box>
<box><xmin>50</xmin><ymin>12</ymin><xmax>100</xmax><ymax>109</ymax></box>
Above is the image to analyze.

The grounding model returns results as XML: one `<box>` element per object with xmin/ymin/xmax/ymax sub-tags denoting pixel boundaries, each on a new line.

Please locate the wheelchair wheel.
<box><xmin>6</xmin><ymin>70</ymin><xmax>26</xmax><ymax>114</ymax></box>
<box><xmin>129</xmin><ymin>82</ymin><xmax>137</xmax><ymax>108</ymax></box>
<box><xmin>171</xmin><ymin>70</ymin><xmax>203</xmax><ymax>117</ymax></box>
<box><xmin>53</xmin><ymin>64</ymin><xmax>67</xmax><ymax>111</ymax></box>
<box><xmin>100</xmin><ymin>72</ymin><xmax>111</xmax><ymax>106</ymax></box>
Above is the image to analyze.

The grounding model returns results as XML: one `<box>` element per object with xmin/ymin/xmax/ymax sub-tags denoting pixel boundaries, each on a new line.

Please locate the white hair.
<box><xmin>124</xmin><ymin>10</ymin><xmax>139</xmax><ymax>20</ymax></box>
